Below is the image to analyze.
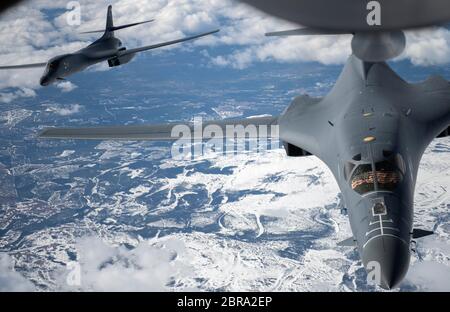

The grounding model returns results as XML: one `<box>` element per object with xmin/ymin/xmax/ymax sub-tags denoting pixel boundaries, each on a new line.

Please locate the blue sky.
<box><xmin>1</xmin><ymin>0</ymin><xmax>450</xmax><ymax>97</ymax></box>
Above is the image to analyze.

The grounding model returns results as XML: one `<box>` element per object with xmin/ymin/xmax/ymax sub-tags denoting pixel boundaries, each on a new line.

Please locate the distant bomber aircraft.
<box><xmin>0</xmin><ymin>5</ymin><xmax>219</xmax><ymax>86</ymax></box>
<box><xmin>40</xmin><ymin>0</ymin><xmax>450</xmax><ymax>290</ymax></box>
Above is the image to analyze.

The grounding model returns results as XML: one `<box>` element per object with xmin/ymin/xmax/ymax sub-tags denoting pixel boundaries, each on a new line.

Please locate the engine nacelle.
<box><xmin>282</xmin><ymin>142</ymin><xmax>312</xmax><ymax>157</ymax></box>
<box><xmin>108</xmin><ymin>51</ymin><xmax>136</xmax><ymax>68</ymax></box>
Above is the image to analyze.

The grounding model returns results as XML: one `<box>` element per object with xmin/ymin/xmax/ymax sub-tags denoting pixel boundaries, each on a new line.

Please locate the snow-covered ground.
<box><xmin>0</xmin><ymin>137</ymin><xmax>448</xmax><ymax>292</ymax></box>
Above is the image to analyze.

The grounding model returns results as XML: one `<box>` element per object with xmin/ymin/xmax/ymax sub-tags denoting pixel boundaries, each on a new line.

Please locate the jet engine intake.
<box><xmin>437</xmin><ymin>126</ymin><xmax>450</xmax><ymax>138</ymax></box>
<box><xmin>283</xmin><ymin>142</ymin><xmax>312</xmax><ymax>157</ymax></box>
<box><xmin>108</xmin><ymin>52</ymin><xmax>136</xmax><ymax>68</ymax></box>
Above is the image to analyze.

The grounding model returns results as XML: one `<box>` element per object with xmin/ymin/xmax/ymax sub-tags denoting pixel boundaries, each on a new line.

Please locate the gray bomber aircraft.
<box><xmin>0</xmin><ymin>5</ymin><xmax>219</xmax><ymax>86</ymax></box>
<box><xmin>39</xmin><ymin>0</ymin><xmax>450</xmax><ymax>290</ymax></box>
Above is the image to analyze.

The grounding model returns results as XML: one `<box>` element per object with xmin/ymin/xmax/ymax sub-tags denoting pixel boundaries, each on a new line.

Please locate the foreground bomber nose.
<box><xmin>40</xmin><ymin>76</ymin><xmax>50</xmax><ymax>86</ymax></box>
<box><xmin>362</xmin><ymin>235</ymin><xmax>410</xmax><ymax>289</ymax></box>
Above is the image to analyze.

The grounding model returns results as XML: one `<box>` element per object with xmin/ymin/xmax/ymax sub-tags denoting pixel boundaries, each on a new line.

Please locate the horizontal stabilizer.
<box><xmin>266</xmin><ymin>28</ymin><xmax>350</xmax><ymax>37</ymax></box>
<box><xmin>0</xmin><ymin>62</ymin><xmax>47</xmax><ymax>70</ymax></box>
<box><xmin>337</xmin><ymin>237</ymin><xmax>356</xmax><ymax>247</ymax></box>
<box><xmin>412</xmin><ymin>229</ymin><xmax>434</xmax><ymax>239</ymax></box>
<box><xmin>39</xmin><ymin>116</ymin><xmax>279</xmax><ymax>141</ymax></box>
<box><xmin>80</xmin><ymin>30</ymin><xmax>108</xmax><ymax>34</ymax></box>
<box><xmin>111</xmin><ymin>20</ymin><xmax>155</xmax><ymax>31</ymax></box>
<box><xmin>80</xmin><ymin>20</ymin><xmax>155</xmax><ymax>34</ymax></box>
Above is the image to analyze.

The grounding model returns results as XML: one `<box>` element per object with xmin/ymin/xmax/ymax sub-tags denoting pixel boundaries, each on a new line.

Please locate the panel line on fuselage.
<box><xmin>379</xmin><ymin>215</ymin><xmax>384</xmax><ymax>235</ymax></box>
<box><xmin>369</xmin><ymin>219</ymin><xmax>394</xmax><ymax>226</ymax></box>
<box><xmin>366</xmin><ymin>226</ymin><xmax>400</xmax><ymax>237</ymax></box>
<box><xmin>363</xmin><ymin>233</ymin><xmax>409</xmax><ymax>249</ymax></box>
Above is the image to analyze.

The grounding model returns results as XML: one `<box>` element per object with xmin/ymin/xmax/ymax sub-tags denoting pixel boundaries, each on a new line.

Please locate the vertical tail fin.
<box><xmin>104</xmin><ymin>5</ymin><xmax>114</xmax><ymax>37</ymax></box>
<box><xmin>106</xmin><ymin>5</ymin><xmax>113</xmax><ymax>29</ymax></box>
<box><xmin>80</xmin><ymin>5</ymin><xmax>155</xmax><ymax>36</ymax></box>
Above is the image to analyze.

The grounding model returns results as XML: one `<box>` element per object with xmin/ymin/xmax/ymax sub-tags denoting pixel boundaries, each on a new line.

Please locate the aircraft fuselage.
<box><xmin>39</xmin><ymin>36</ymin><xmax>123</xmax><ymax>86</ymax></box>
<box><xmin>332</xmin><ymin>65</ymin><xmax>416</xmax><ymax>290</ymax></box>
<box><xmin>280</xmin><ymin>55</ymin><xmax>450</xmax><ymax>289</ymax></box>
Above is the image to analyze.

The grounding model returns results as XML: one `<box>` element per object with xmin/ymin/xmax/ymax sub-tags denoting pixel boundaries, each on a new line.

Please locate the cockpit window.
<box><xmin>343</xmin><ymin>162</ymin><xmax>355</xmax><ymax>181</ymax></box>
<box><xmin>374</xmin><ymin>160</ymin><xmax>402</xmax><ymax>192</ymax></box>
<box><xmin>47</xmin><ymin>59</ymin><xmax>61</xmax><ymax>71</ymax></box>
<box><xmin>351</xmin><ymin>164</ymin><xmax>375</xmax><ymax>194</ymax></box>
<box><xmin>347</xmin><ymin>154</ymin><xmax>405</xmax><ymax>195</ymax></box>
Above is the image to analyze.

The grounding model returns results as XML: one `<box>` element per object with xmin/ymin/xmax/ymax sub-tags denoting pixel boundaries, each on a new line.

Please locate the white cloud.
<box><xmin>404</xmin><ymin>236</ymin><xmax>450</xmax><ymax>291</ymax></box>
<box><xmin>58</xmin><ymin>236</ymin><xmax>192</xmax><ymax>292</ymax></box>
<box><xmin>0</xmin><ymin>0</ymin><xmax>449</xmax><ymax>96</ymax></box>
<box><xmin>1</xmin><ymin>236</ymin><xmax>192</xmax><ymax>292</ymax></box>
<box><xmin>45</xmin><ymin>103</ymin><xmax>83</xmax><ymax>116</ymax></box>
<box><xmin>211</xmin><ymin>35</ymin><xmax>352</xmax><ymax>69</ymax></box>
<box><xmin>407</xmin><ymin>261</ymin><xmax>450</xmax><ymax>291</ymax></box>
<box><xmin>56</xmin><ymin>80</ymin><xmax>78</xmax><ymax>92</ymax></box>
<box><xmin>404</xmin><ymin>28</ymin><xmax>450</xmax><ymax>66</ymax></box>
<box><xmin>0</xmin><ymin>87</ymin><xmax>36</xmax><ymax>103</ymax></box>
<box><xmin>0</xmin><ymin>253</ymin><xmax>35</xmax><ymax>292</ymax></box>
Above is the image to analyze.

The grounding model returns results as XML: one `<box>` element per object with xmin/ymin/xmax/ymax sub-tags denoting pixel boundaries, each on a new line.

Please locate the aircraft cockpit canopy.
<box><xmin>345</xmin><ymin>152</ymin><xmax>405</xmax><ymax>195</ymax></box>
<box><xmin>45</xmin><ymin>59</ymin><xmax>61</xmax><ymax>74</ymax></box>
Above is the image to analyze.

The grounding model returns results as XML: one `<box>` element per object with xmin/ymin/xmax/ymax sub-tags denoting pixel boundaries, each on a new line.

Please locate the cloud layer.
<box><xmin>2</xmin><ymin>236</ymin><xmax>192</xmax><ymax>292</ymax></box>
<box><xmin>0</xmin><ymin>0</ymin><xmax>449</xmax><ymax>92</ymax></box>
<box><xmin>58</xmin><ymin>236</ymin><xmax>191</xmax><ymax>292</ymax></box>
<box><xmin>0</xmin><ymin>254</ymin><xmax>35</xmax><ymax>291</ymax></box>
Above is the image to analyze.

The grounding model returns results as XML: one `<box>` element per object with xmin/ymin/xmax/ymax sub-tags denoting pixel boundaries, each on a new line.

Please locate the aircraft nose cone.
<box><xmin>362</xmin><ymin>236</ymin><xmax>410</xmax><ymax>290</ymax></box>
<box><xmin>40</xmin><ymin>76</ymin><xmax>49</xmax><ymax>86</ymax></box>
